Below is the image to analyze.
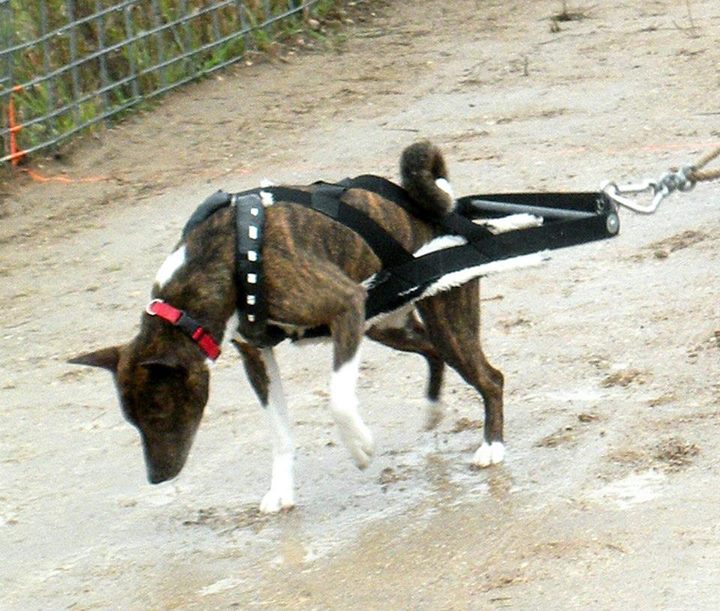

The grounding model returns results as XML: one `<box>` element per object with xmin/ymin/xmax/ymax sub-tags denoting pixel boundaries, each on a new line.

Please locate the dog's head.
<box><xmin>70</xmin><ymin>341</ymin><xmax>210</xmax><ymax>484</ymax></box>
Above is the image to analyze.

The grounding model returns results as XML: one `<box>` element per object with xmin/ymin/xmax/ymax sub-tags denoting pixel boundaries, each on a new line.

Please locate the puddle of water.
<box><xmin>588</xmin><ymin>470</ymin><xmax>666</xmax><ymax>509</ymax></box>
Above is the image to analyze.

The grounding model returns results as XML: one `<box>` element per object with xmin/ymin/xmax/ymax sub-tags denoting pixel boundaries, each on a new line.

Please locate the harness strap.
<box><xmin>309</xmin><ymin>184</ymin><xmax>414</xmax><ymax>268</ymax></box>
<box><xmin>234</xmin><ymin>193</ymin><xmax>275</xmax><ymax>344</ymax></box>
<box><xmin>339</xmin><ymin>174</ymin><xmax>495</xmax><ymax>241</ymax></box>
<box><xmin>182</xmin><ymin>189</ymin><xmax>232</xmax><ymax>239</ymax></box>
<box><xmin>338</xmin><ymin>174</ymin><xmax>419</xmax><ymax>216</ymax></box>
<box><xmin>241</xmin><ymin>183</ymin><xmax>414</xmax><ymax>269</ymax></box>
<box><xmin>217</xmin><ymin>184</ymin><xmax>414</xmax><ymax>270</ymax></box>
<box><xmin>366</xmin><ymin>193</ymin><xmax>618</xmax><ymax>318</ymax></box>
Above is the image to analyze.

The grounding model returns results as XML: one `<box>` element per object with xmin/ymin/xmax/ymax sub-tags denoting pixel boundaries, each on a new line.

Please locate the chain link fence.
<box><xmin>0</xmin><ymin>0</ymin><xmax>332</xmax><ymax>165</ymax></box>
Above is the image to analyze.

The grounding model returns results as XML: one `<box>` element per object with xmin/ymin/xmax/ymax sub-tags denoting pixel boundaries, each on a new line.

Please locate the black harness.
<box><xmin>182</xmin><ymin>176</ymin><xmax>620</xmax><ymax>347</ymax></box>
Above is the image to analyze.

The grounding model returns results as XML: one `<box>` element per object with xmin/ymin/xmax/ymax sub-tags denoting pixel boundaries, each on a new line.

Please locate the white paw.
<box><xmin>339</xmin><ymin>420</ymin><xmax>375</xmax><ymax>469</ymax></box>
<box><xmin>473</xmin><ymin>441</ymin><xmax>505</xmax><ymax>467</ymax></box>
<box><xmin>259</xmin><ymin>488</ymin><xmax>295</xmax><ymax>514</ymax></box>
<box><xmin>423</xmin><ymin>399</ymin><xmax>444</xmax><ymax>431</ymax></box>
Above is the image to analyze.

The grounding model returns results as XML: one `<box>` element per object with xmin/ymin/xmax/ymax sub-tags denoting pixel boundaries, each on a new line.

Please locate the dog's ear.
<box><xmin>68</xmin><ymin>346</ymin><xmax>122</xmax><ymax>372</ymax></box>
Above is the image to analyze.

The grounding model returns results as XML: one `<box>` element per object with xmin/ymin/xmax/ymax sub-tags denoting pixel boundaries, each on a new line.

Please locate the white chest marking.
<box><xmin>155</xmin><ymin>245</ymin><xmax>186</xmax><ymax>288</ymax></box>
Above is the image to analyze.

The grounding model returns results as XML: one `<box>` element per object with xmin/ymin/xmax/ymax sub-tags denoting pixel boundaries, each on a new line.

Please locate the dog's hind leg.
<box><xmin>367</xmin><ymin>310</ymin><xmax>446</xmax><ymax>430</ymax></box>
<box><xmin>417</xmin><ymin>279</ymin><xmax>505</xmax><ymax>467</ymax></box>
<box><xmin>233</xmin><ymin>341</ymin><xmax>295</xmax><ymax>513</ymax></box>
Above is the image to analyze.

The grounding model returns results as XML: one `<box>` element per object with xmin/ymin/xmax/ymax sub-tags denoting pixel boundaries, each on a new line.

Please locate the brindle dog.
<box><xmin>70</xmin><ymin>141</ymin><xmax>504</xmax><ymax>513</ymax></box>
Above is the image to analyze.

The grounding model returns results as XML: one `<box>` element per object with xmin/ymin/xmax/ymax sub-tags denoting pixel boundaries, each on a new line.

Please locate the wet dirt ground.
<box><xmin>2</xmin><ymin>0</ymin><xmax>720</xmax><ymax>608</ymax></box>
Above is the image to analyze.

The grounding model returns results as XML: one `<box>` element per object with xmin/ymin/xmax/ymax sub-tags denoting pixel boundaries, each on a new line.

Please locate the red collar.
<box><xmin>145</xmin><ymin>299</ymin><xmax>221</xmax><ymax>361</ymax></box>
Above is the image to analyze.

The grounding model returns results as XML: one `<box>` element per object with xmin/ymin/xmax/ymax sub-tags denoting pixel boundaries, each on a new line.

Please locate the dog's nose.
<box><xmin>146</xmin><ymin>464</ymin><xmax>180</xmax><ymax>484</ymax></box>
<box><xmin>148</xmin><ymin>471</ymin><xmax>169</xmax><ymax>485</ymax></box>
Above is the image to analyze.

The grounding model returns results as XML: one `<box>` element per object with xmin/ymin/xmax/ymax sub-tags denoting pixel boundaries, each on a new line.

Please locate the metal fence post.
<box><xmin>150</xmin><ymin>0</ymin><xmax>168</xmax><ymax>90</ymax></box>
<box><xmin>39</xmin><ymin>0</ymin><xmax>58</xmax><ymax>141</ymax></box>
<box><xmin>122</xmin><ymin>1</ymin><xmax>141</xmax><ymax>104</ymax></box>
<box><xmin>0</xmin><ymin>0</ymin><xmax>11</xmax><ymax>92</ymax></box>
<box><xmin>235</xmin><ymin>0</ymin><xmax>252</xmax><ymax>52</ymax></box>
<box><xmin>262</xmin><ymin>0</ymin><xmax>272</xmax><ymax>32</ymax></box>
<box><xmin>178</xmin><ymin>0</ymin><xmax>193</xmax><ymax>70</ymax></box>
<box><xmin>211</xmin><ymin>2</ymin><xmax>222</xmax><ymax>46</ymax></box>
<box><xmin>94</xmin><ymin>0</ymin><xmax>112</xmax><ymax>124</ymax></box>
<box><xmin>64</xmin><ymin>0</ymin><xmax>83</xmax><ymax>125</ymax></box>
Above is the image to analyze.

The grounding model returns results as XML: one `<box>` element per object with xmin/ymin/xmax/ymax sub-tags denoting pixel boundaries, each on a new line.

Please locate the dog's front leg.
<box><xmin>260</xmin><ymin>348</ymin><xmax>295</xmax><ymax>512</ymax></box>
<box><xmin>330</xmin><ymin>287</ymin><xmax>375</xmax><ymax>469</ymax></box>
<box><xmin>234</xmin><ymin>341</ymin><xmax>295</xmax><ymax>512</ymax></box>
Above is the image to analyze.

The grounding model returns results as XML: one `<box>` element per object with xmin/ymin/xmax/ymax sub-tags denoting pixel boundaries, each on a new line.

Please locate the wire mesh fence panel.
<box><xmin>0</xmin><ymin>0</ymin><xmax>326</xmax><ymax>165</ymax></box>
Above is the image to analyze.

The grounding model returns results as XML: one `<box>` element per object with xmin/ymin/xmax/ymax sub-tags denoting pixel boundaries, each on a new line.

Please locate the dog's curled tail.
<box><xmin>400</xmin><ymin>140</ymin><xmax>454</xmax><ymax>218</ymax></box>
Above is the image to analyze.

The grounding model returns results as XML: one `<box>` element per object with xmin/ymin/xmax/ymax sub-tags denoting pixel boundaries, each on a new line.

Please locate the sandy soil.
<box><xmin>2</xmin><ymin>0</ymin><xmax>720</xmax><ymax>608</ymax></box>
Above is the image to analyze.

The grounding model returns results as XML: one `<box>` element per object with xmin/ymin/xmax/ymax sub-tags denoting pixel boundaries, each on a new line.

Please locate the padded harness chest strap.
<box><xmin>234</xmin><ymin>193</ymin><xmax>274</xmax><ymax>344</ymax></box>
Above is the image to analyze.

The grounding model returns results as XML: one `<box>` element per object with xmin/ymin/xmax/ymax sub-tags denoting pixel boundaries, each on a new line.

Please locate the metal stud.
<box><xmin>247</xmin><ymin>295</ymin><xmax>256</xmax><ymax>305</ymax></box>
<box><xmin>247</xmin><ymin>273</ymin><xmax>257</xmax><ymax>284</ymax></box>
<box><xmin>247</xmin><ymin>250</ymin><xmax>257</xmax><ymax>262</ymax></box>
<box><xmin>248</xmin><ymin>226</ymin><xmax>258</xmax><ymax>240</ymax></box>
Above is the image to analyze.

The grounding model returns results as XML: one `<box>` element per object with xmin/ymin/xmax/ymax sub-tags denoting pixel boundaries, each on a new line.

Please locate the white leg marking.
<box><xmin>473</xmin><ymin>441</ymin><xmax>505</xmax><ymax>467</ymax></box>
<box><xmin>330</xmin><ymin>352</ymin><xmax>375</xmax><ymax>469</ymax></box>
<box><xmin>259</xmin><ymin>349</ymin><xmax>295</xmax><ymax>513</ymax></box>
<box><xmin>155</xmin><ymin>245</ymin><xmax>186</xmax><ymax>289</ymax></box>
<box><xmin>423</xmin><ymin>398</ymin><xmax>444</xmax><ymax>431</ymax></box>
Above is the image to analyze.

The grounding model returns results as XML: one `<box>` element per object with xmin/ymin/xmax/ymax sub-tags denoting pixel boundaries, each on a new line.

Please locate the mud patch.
<box><xmin>577</xmin><ymin>412</ymin><xmax>600</xmax><ymax>423</ymax></box>
<box><xmin>377</xmin><ymin>466</ymin><xmax>411</xmax><ymax>492</ymax></box>
<box><xmin>654</xmin><ymin>438</ymin><xmax>700</xmax><ymax>472</ymax></box>
<box><xmin>181</xmin><ymin>505</ymin><xmax>274</xmax><ymax>534</ymax></box>
<box><xmin>535</xmin><ymin>413</ymin><xmax>601</xmax><ymax>448</ymax></box>
<box><xmin>601</xmin><ymin>368</ymin><xmax>648</xmax><ymax>388</ymax></box>
<box><xmin>646</xmin><ymin>392</ymin><xmax>677</xmax><ymax>407</ymax></box>
<box><xmin>635</xmin><ymin>229</ymin><xmax>710</xmax><ymax>260</ymax></box>
<box><xmin>536</xmin><ymin>426</ymin><xmax>577</xmax><ymax>448</ymax></box>
<box><xmin>551</xmin><ymin>6</ymin><xmax>592</xmax><ymax>23</ymax></box>
<box><xmin>607</xmin><ymin>437</ymin><xmax>700</xmax><ymax>476</ymax></box>
<box><xmin>450</xmin><ymin>417</ymin><xmax>483</xmax><ymax>433</ymax></box>
<box><xmin>498</xmin><ymin>317</ymin><xmax>533</xmax><ymax>332</ymax></box>
<box><xmin>686</xmin><ymin>331</ymin><xmax>720</xmax><ymax>363</ymax></box>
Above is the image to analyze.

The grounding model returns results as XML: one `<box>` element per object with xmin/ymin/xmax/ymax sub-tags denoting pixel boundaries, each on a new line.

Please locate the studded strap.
<box><xmin>234</xmin><ymin>193</ymin><xmax>270</xmax><ymax>344</ymax></box>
